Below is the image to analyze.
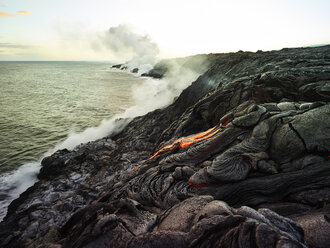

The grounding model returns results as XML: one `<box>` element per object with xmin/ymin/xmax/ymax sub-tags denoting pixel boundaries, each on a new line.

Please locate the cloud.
<box><xmin>0</xmin><ymin>10</ymin><xmax>31</xmax><ymax>18</ymax></box>
<box><xmin>0</xmin><ymin>12</ymin><xmax>14</xmax><ymax>17</ymax></box>
<box><xmin>0</xmin><ymin>43</ymin><xmax>32</xmax><ymax>49</ymax></box>
<box><xmin>17</xmin><ymin>10</ymin><xmax>31</xmax><ymax>14</ymax></box>
<box><xmin>97</xmin><ymin>24</ymin><xmax>160</xmax><ymax>66</ymax></box>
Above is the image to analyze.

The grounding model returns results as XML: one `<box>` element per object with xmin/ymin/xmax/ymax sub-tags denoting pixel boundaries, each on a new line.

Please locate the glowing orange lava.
<box><xmin>149</xmin><ymin>126</ymin><xmax>220</xmax><ymax>160</ymax></box>
<box><xmin>129</xmin><ymin>126</ymin><xmax>225</xmax><ymax>173</ymax></box>
<box><xmin>128</xmin><ymin>165</ymin><xmax>141</xmax><ymax>172</ymax></box>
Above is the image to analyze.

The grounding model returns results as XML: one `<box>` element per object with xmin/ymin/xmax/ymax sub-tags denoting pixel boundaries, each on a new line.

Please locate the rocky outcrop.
<box><xmin>131</xmin><ymin>68</ymin><xmax>139</xmax><ymax>73</ymax></box>
<box><xmin>111</xmin><ymin>64</ymin><xmax>123</xmax><ymax>69</ymax></box>
<box><xmin>1</xmin><ymin>45</ymin><xmax>330</xmax><ymax>248</ymax></box>
<box><xmin>57</xmin><ymin>196</ymin><xmax>307</xmax><ymax>248</ymax></box>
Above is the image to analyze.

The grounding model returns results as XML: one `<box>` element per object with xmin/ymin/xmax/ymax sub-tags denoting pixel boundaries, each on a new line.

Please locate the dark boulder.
<box><xmin>111</xmin><ymin>64</ymin><xmax>123</xmax><ymax>69</ymax></box>
<box><xmin>131</xmin><ymin>68</ymin><xmax>139</xmax><ymax>73</ymax></box>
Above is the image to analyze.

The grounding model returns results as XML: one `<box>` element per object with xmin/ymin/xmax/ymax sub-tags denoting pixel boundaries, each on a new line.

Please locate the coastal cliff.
<box><xmin>1</xmin><ymin>45</ymin><xmax>330</xmax><ymax>248</ymax></box>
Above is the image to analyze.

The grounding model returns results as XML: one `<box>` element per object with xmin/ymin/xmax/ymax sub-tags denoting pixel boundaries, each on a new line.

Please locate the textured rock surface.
<box><xmin>1</xmin><ymin>45</ymin><xmax>330</xmax><ymax>247</ymax></box>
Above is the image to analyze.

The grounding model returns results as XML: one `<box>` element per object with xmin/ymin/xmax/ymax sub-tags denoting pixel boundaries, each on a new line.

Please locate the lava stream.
<box><xmin>149</xmin><ymin>126</ymin><xmax>220</xmax><ymax>160</ymax></box>
<box><xmin>129</xmin><ymin>126</ymin><xmax>222</xmax><ymax>172</ymax></box>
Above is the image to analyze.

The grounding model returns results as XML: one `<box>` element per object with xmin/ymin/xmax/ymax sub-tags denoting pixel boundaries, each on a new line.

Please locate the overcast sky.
<box><xmin>0</xmin><ymin>0</ymin><xmax>329</xmax><ymax>61</ymax></box>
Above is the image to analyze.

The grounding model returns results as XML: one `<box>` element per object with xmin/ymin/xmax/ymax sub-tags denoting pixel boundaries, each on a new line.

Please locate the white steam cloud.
<box><xmin>98</xmin><ymin>24</ymin><xmax>160</xmax><ymax>73</ymax></box>
<box><xmin>53</xmin><ymin>69</ymin><xmax>200</xmax><ymax>151</ymax></box>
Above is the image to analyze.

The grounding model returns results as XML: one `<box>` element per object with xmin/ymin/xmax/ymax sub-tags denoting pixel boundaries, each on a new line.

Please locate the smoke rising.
<box><xmin>52</xmin><ymin>68</ymin><xmax>202</xmax><ymax>151</ymax></box>
<box><xmin>99</xmin><ymin>24</ymin><xmax>159</xmax><ymax>73</ymax></box>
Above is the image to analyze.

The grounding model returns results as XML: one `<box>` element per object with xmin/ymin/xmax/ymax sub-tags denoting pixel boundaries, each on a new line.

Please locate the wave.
<box><xmin>0</xmin><ymin>161</ymin><xmax>40</xmax><ymax>220</ymax></box>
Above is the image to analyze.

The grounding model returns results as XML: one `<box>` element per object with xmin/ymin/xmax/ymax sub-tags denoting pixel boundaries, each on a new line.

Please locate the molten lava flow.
<box><xmin>128</xmin><ymin>165</ymin><xmax>141</xmax><ymax>172</ymax></box>
<box><xmin>129</xmin><ymin>126</ymin><xmax>224</xmax><ymax>173</ymax></box>
<box><xmin>149</xmin><ymin>126</ymin><xmax>220</xmax><ymax>160</ymax></box>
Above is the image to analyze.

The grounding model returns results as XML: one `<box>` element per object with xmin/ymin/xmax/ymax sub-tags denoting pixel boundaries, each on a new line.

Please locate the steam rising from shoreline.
<box><xmin>53</xmin><ymin>68</ymin><xmax>201</xmax><ymax>151</ymax></box>
<box><xmin>97</xmin><ymin>24</ymin><xmax>160</xmax><ymax>73</ymax></box>
<box><xmin>0</xmin><ymin>162</ymin><xmax>40</xmax><ymax>220</ymax></box>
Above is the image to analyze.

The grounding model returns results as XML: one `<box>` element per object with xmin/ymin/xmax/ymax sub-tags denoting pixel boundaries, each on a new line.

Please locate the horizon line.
<box><xmin>1</xmin><ymin>43</ymin><xmax>329</xmax><ymax>63</ymax></box>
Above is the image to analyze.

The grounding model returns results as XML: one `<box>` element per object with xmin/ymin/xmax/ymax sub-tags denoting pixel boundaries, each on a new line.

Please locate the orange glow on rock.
<box><xmin>128</xmin><ymin>165</ymin><xmax>141</xmax><ymax>172</ymax></box>
<box><xmin>149</xmin><ymin>126</ymin><xmax>220</xmax><ymax>160</ymax></box>
<box><xmin>223</xmin><ymin>120</ymin><xmax>231</xmax><ymax>126</ymax></box>
<box><xmin>188</xmin><ymin>180</ymin><xmax>210</xmax><ymax>187</ymax></box>
<box><xmin>129</xmin><ymin>126</ymin><xmax>224</xmax><ymax>173</ymax></box>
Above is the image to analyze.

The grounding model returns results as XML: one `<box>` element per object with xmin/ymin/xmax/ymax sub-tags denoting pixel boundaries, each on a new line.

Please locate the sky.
<box><xmin>0</xmin><ymin>0</ymin><xmax>329</xmax><ymax>61</ymax></box>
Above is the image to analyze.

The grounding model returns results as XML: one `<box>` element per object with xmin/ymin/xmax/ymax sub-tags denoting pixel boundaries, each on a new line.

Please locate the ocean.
<box><xmin>0</xmin><ymin>61</ymin><xmax>149</xmax><ymax>219</ymax></box>
<box><xmin>0</xmin><ymin>61</ymin><xmax>145</xmax><ymax>173</ymax></box>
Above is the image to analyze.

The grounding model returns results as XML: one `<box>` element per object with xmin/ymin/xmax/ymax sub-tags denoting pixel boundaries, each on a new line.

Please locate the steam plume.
<box><xmin>99</xmin><ymin>24</ymin><xmax>159</xmax><ymax>73</ymax></box>
<box><xmin>53</xmin><ymin>69</ymin><xmax>202</xmax><ymax>151</ymax></box>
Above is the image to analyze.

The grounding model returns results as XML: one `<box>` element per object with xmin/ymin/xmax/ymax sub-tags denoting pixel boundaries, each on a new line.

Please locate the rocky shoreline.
<box><xmin>1</xmin><ymin>45</ymin><xmax>330</xmax><ymax>247</ymax></box>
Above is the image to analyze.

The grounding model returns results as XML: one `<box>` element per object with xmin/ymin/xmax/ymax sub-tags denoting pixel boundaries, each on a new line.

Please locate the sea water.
<box><xmin>0</xmin><ymin>61</ymin><xmax>144</xmax><ymax>173</ymax></box>
<box><xmin>0</xmin><ymin>61</ymin><xmax>147</xmax><ymax>219</ymax></box>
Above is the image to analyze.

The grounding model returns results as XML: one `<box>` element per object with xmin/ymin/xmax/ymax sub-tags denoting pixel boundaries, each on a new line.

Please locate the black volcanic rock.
<box><xmin>39</xmin><ymin>149</ymin><xmax>71</xmax><ymax>180</ymax></box>
<box><xmin>1</xmin><ymin>45</ymin><xmax>330</xmax><ymax>248</ymax></box>
<box><xmin>111</xmin><ymin>64</ymin><xmax>128</xmax><ymax>70</ymax></box>
<box><xmin>141</xmin><ymin>60</ymin><xmax>169</xmax><ymax>78</ymax></box>
<box><xmin>131</xmin><ymin>68</ymin><xmax>138</xmax><ymax>73</ymax></box>
<box><xmin>141</xmin><ymin>71</ymin><xmax>164</xmax><ymax>79</ymax></box>
<box><xmin>111</xmin><ymin>64</ymin><xmax>123</xmax><ymax>69</ymax></box>
<box><xmin>56</xmin><ymin>196</ymin><xmax>307</xmax><ymax>247</ymax></box>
